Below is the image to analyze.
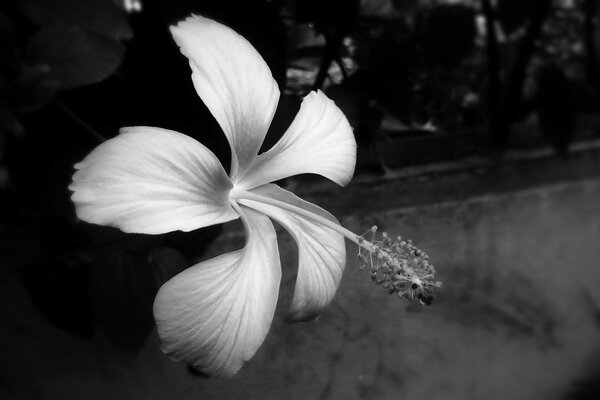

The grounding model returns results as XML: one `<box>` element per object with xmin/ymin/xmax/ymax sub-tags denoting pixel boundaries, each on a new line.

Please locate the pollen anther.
<box><xmin>357</xmin><ymin>226</ymin><xmax>441</xmax><ymax>305</ymax></box>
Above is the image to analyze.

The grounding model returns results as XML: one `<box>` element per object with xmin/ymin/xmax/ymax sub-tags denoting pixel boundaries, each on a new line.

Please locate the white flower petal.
<box><xmin>70</xmin><ymin>126</ymin><xmax>237</xmax><ymax>234</ymax></box>
<box><xmin>238</xmin><ymin>184</ymin><xmax>345</xmax><ymax>322</ymax></box>
<box><xmin>236</xmin><ymin>90</ymin><xmax>356</xmax><ymax>190</ymax></box>
<box><xmin>153</xmin><ymin>205</ymin><xmax>281</xmax><ymax>378</ymax></box>
<box><xmin>170</xmin><ymin>15</ymin><xmax>280</xmax><ymax>181</ymax></box>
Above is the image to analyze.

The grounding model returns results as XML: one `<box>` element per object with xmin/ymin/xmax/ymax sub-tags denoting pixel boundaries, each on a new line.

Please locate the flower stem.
<box><xmin>232</xmin><ymin>189</ymin><xmax>376</xmax><ymax>252</ymax></box>
<box><xmin>56</xmin><ymin>100</ymin><xmax>106</xmax><ymax>143</ymax></box>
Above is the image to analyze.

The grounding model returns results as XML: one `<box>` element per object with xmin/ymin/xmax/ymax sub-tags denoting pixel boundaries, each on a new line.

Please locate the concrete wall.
<box><xmin>2</xmin><ymin>151</ymin><xmax>600</xmax><ymax>399</ymax></box>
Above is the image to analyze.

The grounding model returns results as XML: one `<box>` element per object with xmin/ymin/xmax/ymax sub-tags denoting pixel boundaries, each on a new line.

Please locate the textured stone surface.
<box><xmin>2</xmin><ymin>152</ymin><xmax>600</xmax><ymax>399</ymax></box>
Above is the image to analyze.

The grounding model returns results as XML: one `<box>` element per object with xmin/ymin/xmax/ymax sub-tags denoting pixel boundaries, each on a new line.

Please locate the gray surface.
<box><xmin>2</xmin><ymin>150</ymin><xmax>600</xmax><ymax>399</ymax></box>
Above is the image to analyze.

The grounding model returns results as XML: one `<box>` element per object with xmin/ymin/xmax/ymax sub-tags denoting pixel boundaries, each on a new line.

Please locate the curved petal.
<box><xmin>236</xmin><ymin>90</ymin><xmax>356</xmax><ymax>190</ymax></box>
<box><xmin>70</xmin><ymin>126</ymin><xmax>237</xmax><ymax>234</ymax></box>
<box><xmin>170</xmin><ymin>15</ymin><xmax>280</xmax><ymax>181</ymax></box>
<box><xmin>153</xmin><ymin>205</ymin><xmax>281</xmax><ymax>378</ymax></box>
<box><xmin>238</xmin><ymin>184</ymin><xmax>346</xmax><ymax>322</ymax></box>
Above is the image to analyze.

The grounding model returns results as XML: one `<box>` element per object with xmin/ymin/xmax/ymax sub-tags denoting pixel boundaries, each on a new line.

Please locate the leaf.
<box><xmin>18</xmin><ymin>0</ymin><xmax>132</xmax><ymax>40</ymax></box>
<box><xmin>90</xmin><ymin>249</ymin><xmax>157</xmax><ymax>353</ymax></box>
<box><xmin>9</xmin><ymin>65</ymin><xmax>60</xmax><ymax>113</ymax></box>
<box><xmin>25</xmin><ymin>25</ymin><xmax>124</xmax><ymax>89</ymax></box>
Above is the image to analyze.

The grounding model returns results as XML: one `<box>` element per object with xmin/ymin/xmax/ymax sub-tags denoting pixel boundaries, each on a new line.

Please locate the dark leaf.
<box><xmin>18</xmin><ymin>0</ymin><xmax>133</xmax><ymax>40</ymax></box>
<box><xmin>25</xmin><ymin>25</ymin><xmax>124</xmax><ymax>90</ymax></box>
<box><xmin>90</xmin><ymin>249</ymin><xmax>157</xmax><ymax>353</ymax></box>
<box><xmin>9</xmin><ymin>65</ymin><xmax>60</xmax><ymax>113</ymax></box>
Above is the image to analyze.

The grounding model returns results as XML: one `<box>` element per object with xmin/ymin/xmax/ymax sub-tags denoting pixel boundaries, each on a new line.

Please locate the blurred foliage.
<box><xmin>0</xmin><ymin>0</ymin><xmax>599</xmax><ymax>353</ymax></box>
<box><xmin>18</xmin><ymin>0</ymin><xmax>133</xmax><ymax>40</ymax></box>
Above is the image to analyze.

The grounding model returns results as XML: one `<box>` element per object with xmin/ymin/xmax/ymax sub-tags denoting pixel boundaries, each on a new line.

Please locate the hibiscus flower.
<box><xmin>70</xmin><ymin>15</ymin><xmax>356</xmax><ymax>377</ymax></box>
<box><xmin>70</xmin><ymin>15</ymin><xmax>439</xmax><ymax>378</ymax></box>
